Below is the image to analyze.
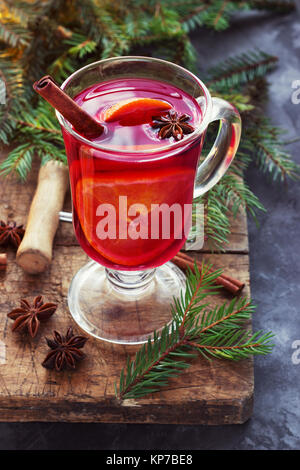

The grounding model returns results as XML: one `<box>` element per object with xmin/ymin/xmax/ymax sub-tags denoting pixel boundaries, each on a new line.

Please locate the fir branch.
<box><xmin>181</xmin><ymin>1</ymin><xmax>248</xmax><ymax>33</ymax></box>
<box><xmin>181</xmin><ymin>4</ymin><xmax>210</xmax><ymax>32</ymax></box>
<box><xmin>212</xmin><ymin>91</ymin><xmax>255</xmax><ymax>113</ymax></box>
<box><xmin>2</xmin><ymin>2</ymin><xmax>36</xmax><ymax>26</ymax></box>
<box><xmin>0</xmin><ymin>22</ymin><xmax>29</xmax><ymax>49</ymax></box>
<box><xmin>193</xmin><ymin>172</ymin><xmax>265</xmax><ymax>251</ymax></box>
<box><xmin>117</xmin><ymin>265</ymin><xmax>274</xmax><ymax>400</ymax></box>
<box><xmin>47</xmin><ymin>53</ymin><xmax>77</xmax><ymax>82</ymax></box>
<box><xmin>0</xmin><ymin>137</ymin><xmax>66</xmax><ymax>180</ymax></box>
<box><xmin>0</xmin><ymin>4</ymin><xmax>31</xmax><ymax>49</ymax></box>
<box><xmin>203</xmin><ymin>1</ymin><xmax>246</xmax><ymax>31</ymax></box>
<box><xmin>0</xmin><ymin>57</ymin><xmax>25</xmax><ymax>145</ymax></box>
<box><xmin>0</xmin><ymin>142</ymin><xmax>34</xmax><ymax>180</ymax></box>
<box><xmin>199</xmin><ymin>192</ymin><xmax>231</xmax><ymax>251</ymax></box>
<box><xmin>213</xmin><ymin>173</ymin><xmax>266</xmax><ymax>218</ymax></box>
<box><xmin>247</xmin><ymin>118</ymin><xmax>300</xmax><ymax>181</ymax></box>
<box><xmin>180</xmin><ymin>0</ymin><xmax>294</xmax><ymax>33</ymax></box>
<box><xmin>207</xmin><ymin>50</ymin><xmax>278</xmax><ymax>90</ymax></box>
<box><xmin>65</xmin><ymin>33</ymin><xmax>97</xmax><ymax>59</ymax></box>
<box><xmin>256</xmin><ymin>141</ymin><xmax>299</xmax><ymax>182</ymax></box>
<box><xmin>189</xmin><ymin>330</ymin><xmax>274</xmax><ymax>360</ymax></box>
<box><xmin>47</xmin><ymin>32</ymin><xmax>98</xmax><ymax>81</ymax></box>
<box><xmin>171</xmin><ymin>263</ymin><xmax>223</xmax><ymax>328</ymax></box>
<box><xmin>77</xmin><ymin>0</ymin><xmax>131</xmax><ymax>57</ymax></box>
<box><xmin>117</xmin><ymin>325</ymin><xmax>195</xmax><ymax>399</ymax></box>
<box><xmin>0</xmin><ymin>99</ymin><xmax>65</xmax><ymax>179</ymax></box>
<box><xmin>15</xmin><ymin>118</ymin><xmax>61</xmax><ymax>135</ymax></box>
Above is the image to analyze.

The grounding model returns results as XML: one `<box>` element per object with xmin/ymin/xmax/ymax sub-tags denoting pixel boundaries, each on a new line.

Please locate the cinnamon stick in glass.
<box><xmin>172</xmin><ymin>251</ymin><xmax>245</xmax><ymax>296</ymax></box>
<box><xmin>33</xmin><ymin>75</ymin><xmax>104</xmax><ymax>139</ymax></box>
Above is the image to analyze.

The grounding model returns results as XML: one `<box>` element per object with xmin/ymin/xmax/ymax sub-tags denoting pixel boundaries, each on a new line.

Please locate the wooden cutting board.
<box><xmin>0</xmin><ymin>156</ymin><xmax>252</xmax><ymax>425</ymax></box>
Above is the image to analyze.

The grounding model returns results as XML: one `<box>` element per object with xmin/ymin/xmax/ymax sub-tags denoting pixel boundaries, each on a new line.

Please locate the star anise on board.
<box><xmin>0</xmin><ymin>220</ymin><xmax>25</xmax><ymax>248</ymax></box>
<box><xmin>7</xmin><ymin>295</ymin><xmax>57</xmax><ymax>337</ymax></box>
<box><xmin>151</xmin><ymin>110</ymin><xmax>194</xmax><ymax>141</ymax></box>
<box><xmin>42</xmin><ymin>327</ymin><xmax>88</xmax><ymax>371</ymax></box>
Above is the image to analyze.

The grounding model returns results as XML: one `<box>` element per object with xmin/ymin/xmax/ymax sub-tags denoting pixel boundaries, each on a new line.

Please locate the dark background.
<box><xmin>1</xmin><ymin>7</ymin><xmax>300</xmax><ymax>451</ymax></box>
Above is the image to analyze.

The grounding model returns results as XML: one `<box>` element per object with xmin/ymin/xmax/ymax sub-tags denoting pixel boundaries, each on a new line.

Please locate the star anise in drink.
<box><xmin>7</xmin><ymin>295</ymin><xmax>57</xmax><ymax>337</ymax></box>
<box><xmin>0</xmin><ymin>220</ymin><xmax>25</xmax><ymax>248</ymax></box>
<box><xmin>151</xmin><ymin>110</ymin><xmax>194</xmax><ymax>141</ymax></box>
<box><xmin>42</xmin><ymin>327</ymin><xmax>88</xmax><ymax>371</ymax></box>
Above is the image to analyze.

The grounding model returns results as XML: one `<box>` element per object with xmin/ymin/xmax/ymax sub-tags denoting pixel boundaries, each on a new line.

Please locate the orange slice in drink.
<box><xmin>101</xmin><ymin>98</ymin><xmax>171</xmax><ymax>125</ymax></box>
<box><xmin>75</xmin><ymin>167</ymin><xmax>194</xmax><ymax>266</ymax></box>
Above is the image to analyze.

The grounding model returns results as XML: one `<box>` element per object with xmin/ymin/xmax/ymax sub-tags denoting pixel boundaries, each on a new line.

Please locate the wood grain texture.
<box><xmin>0</xmin><ymin>155</ymin><xmax>253</xmax><ymax>424</ymax></box>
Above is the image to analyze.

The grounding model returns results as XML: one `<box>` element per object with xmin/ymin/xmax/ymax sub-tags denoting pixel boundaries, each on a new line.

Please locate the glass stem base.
<box><xmin>105</xmin><ymin>268</ymin><xmax>156</xmax><ymax>294</ymax></box>
<box><xmin>68</xmin><ymin>260</ymin><xmax>186</xmax><ymax>345</ymax></box>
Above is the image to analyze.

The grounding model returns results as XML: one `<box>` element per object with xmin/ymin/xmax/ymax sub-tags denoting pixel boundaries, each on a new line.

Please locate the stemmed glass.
<box><xmin>56</xmin><ymin>56</ymin><xmax>241</xmax><ymax>344</ymax></box>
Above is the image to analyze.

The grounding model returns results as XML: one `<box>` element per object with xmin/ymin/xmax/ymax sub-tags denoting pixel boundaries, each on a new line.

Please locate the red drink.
<box><xmin>62</xmin><ymin>78</ymin><xmax>204</xmax><ymax>271</ymax></box>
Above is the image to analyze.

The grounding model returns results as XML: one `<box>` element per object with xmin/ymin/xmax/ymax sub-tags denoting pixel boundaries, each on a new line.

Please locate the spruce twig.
<box><xmin>206</xmin><ymin>50</ymin><xmax>278</xmax><ymax>89</ymax></box>
<box><xmin>247</xmin><ymin>118</ymin><xmax>300</xmax><ymax>182</ymax></box>
<box><xmin>117</xmin><ymin>264</ymin><xmax>274</xmax><ymax>400</ymax></box>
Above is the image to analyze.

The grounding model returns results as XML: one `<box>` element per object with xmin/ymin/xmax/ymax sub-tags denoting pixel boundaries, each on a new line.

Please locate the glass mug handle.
<box><xmin>185</xmin><ymin>97</ymin><xmax>242</xmax><ymax>250</ymax></box>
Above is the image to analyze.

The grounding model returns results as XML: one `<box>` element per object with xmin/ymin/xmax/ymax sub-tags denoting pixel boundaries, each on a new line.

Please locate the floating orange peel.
<box><xmin>101</xmin><ymin>98</ymin><xmax>172</xmax><ymax>125</ymax></box>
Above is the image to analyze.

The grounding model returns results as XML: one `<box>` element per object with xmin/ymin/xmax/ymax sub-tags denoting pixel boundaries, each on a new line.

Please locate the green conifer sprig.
<box><xmin>193</xmin><ymin>171</ymin><xmax>265</xmax><ymax>251</ymax></box>
<box><xmin>206</xmin><ymin>50</ymin><xmax>278</xmax><ymax>90</ymax></box>
<box><xmin>181</xmin><ymin>1</ymin><xmax>247</xmax><ymax>33</ymax></box>
<box><xmin>213</xmin><ymin>173</ymin><xmax>266</xmax><ymax>219</ymax></box>
<box><xmin>196</xmin><ymin>192</ymin><xmax>231</xmax><ymax>251</ymax></box>
<box><xmin>181</xmin><ymin>0</ymin><xmax>295</xmax><ymax>33</ymax></box>
<box><xmin>64</xmin><ymin>33</ymin><xmax>97</xmax><ymax>60</ymax></box>
<box><xmin>117</xmin><ymin>263</ymin><xmax>274</xmax><ymax>400</ymax></box>
<box><xmin>0</xmin><ymin>5</ymin><xmax>31</xmax><ymax>49</ymax></box>
<box><xmin>0</xmin><ymin>57</ymin><xmax>25</xmax><ymax>145</ymax></box>
<box><xmin>247</xmin><ymin>118</ymin><xmax>300</xmax><ymax>181</ymax></box>
<box><xmin>0</xmin><ymin>100</ymin><xmax>65</xmax><ymax>179</ymax></box>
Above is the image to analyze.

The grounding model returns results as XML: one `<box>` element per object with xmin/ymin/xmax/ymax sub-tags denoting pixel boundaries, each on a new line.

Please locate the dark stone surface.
<box><xmin>0</xmin><ymin>8</ymin><xmax>299</xmax><ymax>451</ymax></box>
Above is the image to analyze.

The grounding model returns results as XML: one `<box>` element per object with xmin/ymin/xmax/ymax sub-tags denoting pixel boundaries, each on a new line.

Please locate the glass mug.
<box><xmin>56</xmin><ymin>56</ymin><xmax>241</xmax><ymax>344</ymax></box>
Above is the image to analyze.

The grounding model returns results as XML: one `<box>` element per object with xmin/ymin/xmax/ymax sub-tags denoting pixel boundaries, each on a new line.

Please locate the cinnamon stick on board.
<box><xmin>172</xmin><ymin>251</ymin><xmax>245</xmax><ymax>295</ymax></box>
<box><xmin>33</xmin><ymin>75</ymin><xmax>104</xmax><ymax>139</ymax></box>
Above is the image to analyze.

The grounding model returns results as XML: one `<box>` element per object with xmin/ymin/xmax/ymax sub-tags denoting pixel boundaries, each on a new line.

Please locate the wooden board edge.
<box><xmin>0</xmin><ymin>382</ymin><xmax>254</xmax><ymax>425</ymax></box>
